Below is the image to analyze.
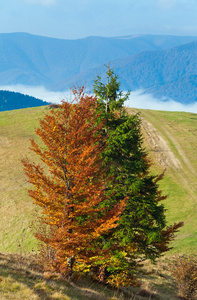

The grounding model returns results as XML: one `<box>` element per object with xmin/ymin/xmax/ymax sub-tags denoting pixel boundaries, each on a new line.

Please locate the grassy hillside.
<box><xmin>0</xmin><ymin>252</ymin><xmax>180</xmax><ymax>299</ymax></box>
<box><xmin>0</xmin><ymin>106</ymin><xmax>46</xmax><ymax>252</ymax></box>
<box><xmin>0</xmin><ymin>106</ymin><xmax>196</xmax><ymax>255</ymax></box>
<box><xmin>129</xmin><ymin>108</ymin><xmax>197</xmax><ymax>255</ymax></box>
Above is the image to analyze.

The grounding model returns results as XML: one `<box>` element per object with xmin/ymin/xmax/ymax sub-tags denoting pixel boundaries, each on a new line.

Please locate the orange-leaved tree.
<box><xmin>22</xmin><ymin>87</ymin><xmax>125</xmax><ymax>278</ymax></box>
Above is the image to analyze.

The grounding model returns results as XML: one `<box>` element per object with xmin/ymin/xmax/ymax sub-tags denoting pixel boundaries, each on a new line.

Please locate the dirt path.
<box><xmin>160</xmin><ymin>124</ymin><xmax>197</xmax><ymax>177</ymax></box>
<box><xmin>140</xmin><ymin>118</ymin><xmax>182</xmax><ymax>169</ymax></box>
<box><xmin>137</xmin><ymin>112</ymin><xmax>197</xmax><ymax>204</ymax></box>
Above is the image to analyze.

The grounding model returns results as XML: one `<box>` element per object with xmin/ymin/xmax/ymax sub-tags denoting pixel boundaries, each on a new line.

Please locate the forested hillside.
<box><xmin>64</xmin><ymin>41</ymin><xmax>197</xmax><ymax>104</ymax></box>
<box><xmin>0</xmin><ymin>90</ymin><xmax>49</xmax><ymax>111</ymax></box>
<box><xmin>1</xmin><ymin>33</ymin><xmax>197</xmax><ymax>104</ymax></box>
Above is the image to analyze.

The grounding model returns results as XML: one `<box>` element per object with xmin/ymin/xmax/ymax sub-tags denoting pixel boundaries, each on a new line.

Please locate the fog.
<box><xmin>1</xmin><ymin>85</ymin><xmax>197</xmax><ymax>114</ymax></box>
<box><xmin>0</xmin><ymin>85</ymin><xmax>73</xmax><ymax>104</ymax></box>
<box><xmin>125</xmin><ymin>90</ymin><xmax>197</xmax><ymax>113</ymax></box>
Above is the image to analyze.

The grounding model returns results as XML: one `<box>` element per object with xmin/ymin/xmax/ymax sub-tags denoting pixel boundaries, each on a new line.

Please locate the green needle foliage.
<box><xmin>93</xmin><ymin>66</ymin><xmax>184</xmax><ymax>287</ymax></box>
<box><xmin>93</xmin><ymin>66</ymin><xmax>129</xmax><ymax>116</ymax></box>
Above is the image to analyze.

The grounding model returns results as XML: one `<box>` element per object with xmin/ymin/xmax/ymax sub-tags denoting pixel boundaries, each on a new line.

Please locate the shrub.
<box><xmin>172</xmin><ymin>255</ymin><xmax>197</xmax><ymax>299</ymax></box>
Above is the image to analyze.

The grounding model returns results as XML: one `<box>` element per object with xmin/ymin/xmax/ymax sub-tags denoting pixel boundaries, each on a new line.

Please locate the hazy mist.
<box><xmin>1</xmin><ymin>85</ymin><xmax>197</xmax><ymax>113</ymax></box>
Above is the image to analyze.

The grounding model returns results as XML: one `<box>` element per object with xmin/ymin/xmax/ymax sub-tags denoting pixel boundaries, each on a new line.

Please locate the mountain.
<box><xmin>0</xmin><ymin>90</ymin><xmax>49</xmax><ymax>111</ymax></box>
<box><xmin>58</xmin><ymin>40</ymin><xmax>197</xmax><ymax>104</ymax></box>
<box><xmin>114</xmin><ymin>41</ymin><xmax>197</xmax><ymax>104</ymax></box>
<box><xmin>1</xmin><ymin>32</ymin><xmax>197</xmax><ymax>104</ymax></box>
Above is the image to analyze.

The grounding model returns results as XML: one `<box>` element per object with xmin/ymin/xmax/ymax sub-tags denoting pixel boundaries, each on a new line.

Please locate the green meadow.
<box><xmin>1</xmin><ymin>106</ymin><xmax>196</xmax><ymax>253</ymax></box>
<box><xmin>0</xmin><ymin>106</ymin><xmax>196</xmax><ymax>299</ymax></box>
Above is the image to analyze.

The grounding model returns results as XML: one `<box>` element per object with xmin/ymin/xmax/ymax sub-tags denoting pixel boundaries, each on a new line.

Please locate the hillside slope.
<box><xmin>0</xmin><ymin>90</ymin><xmax>50</xmax><ymax>111</ymax></box>
<box><xmin>133</xmin><ymin>108</ymin><xmax>197</xmax><ymax>254</ymax></box>
<box><xmin>0</xmin><ymin>106</ymin><xmax>196</xmax><ymax>254</ymax></box>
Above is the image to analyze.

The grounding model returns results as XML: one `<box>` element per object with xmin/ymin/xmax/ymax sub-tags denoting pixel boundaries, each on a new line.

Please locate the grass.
<box><xmin>128</xmin><ymin>108</ymin><xmax>197</xmax><ymax>254</ymax></box>
<box><xmin>1</xmin><ymin>106</ymin><xmax>197</xmax><ymax>253</ymax></box>
<box><xmin>0</xmin><ymin>252</ymin><xmax>182</xmax><ymax>299</ymax></box>
<box><xmin>0</xmin><ymin>105</ymin><xmax>197</xmax><ymax>298</ymax></box>
<box><xmin>0</xmin><ymin>106</ymin><xmax>46</xmax><ymax>252</ymax></box>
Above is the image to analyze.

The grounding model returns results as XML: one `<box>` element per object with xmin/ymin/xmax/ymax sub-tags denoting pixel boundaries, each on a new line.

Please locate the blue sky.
<box><xmin>1</xmin><ymin>0</ymin><xmax>197</xmax><ymax>113</ymax></box>
<box><xmin>1</xmin><ymin>0</ymin><xmax>197</xmax><ymax>39</ymax></box>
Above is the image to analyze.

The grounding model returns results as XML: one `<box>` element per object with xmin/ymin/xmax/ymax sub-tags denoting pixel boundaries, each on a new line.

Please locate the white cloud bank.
<box><xmin>1</xmin><ymin>85</ymin><xmax>197</xmax><ymax>114</ymax></box>
<box><xmin>0</xmin><ymin>85</ymin><xmax>73</xmax><ymax>104</ymax></box>
<box><xmin>125</xmin><ymin>90</ymin><xmax>197</xmax><ymax>113</ymax></box>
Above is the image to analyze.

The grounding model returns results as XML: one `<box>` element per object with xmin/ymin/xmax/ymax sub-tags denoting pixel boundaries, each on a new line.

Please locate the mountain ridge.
<box><xmin>58</xmin><ymin>40</ymin><xmax>197</xmax><ymax>104</ymax></box>
<box><xmin>1</xmin><ymin>32</ymin><xmax>197</xmax><ymax>103</ymax></box>
<box><xmin>0</xmin><ymin>90</ymin><xmax>49</xmax><ymax>111</ymax></box>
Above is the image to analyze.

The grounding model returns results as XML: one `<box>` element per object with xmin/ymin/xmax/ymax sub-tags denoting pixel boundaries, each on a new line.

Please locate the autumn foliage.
<box><xmin>22</xmin><ymin>88</ymin><xmax>125</xmax><ymax>278</ymax></box>
<box><xmin>22</xmin><ymin>70</ymin><xmax>184</xmax><ymax>287</ymax></box>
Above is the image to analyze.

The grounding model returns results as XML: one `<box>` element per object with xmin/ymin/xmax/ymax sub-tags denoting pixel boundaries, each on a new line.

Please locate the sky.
<box><xmin>1</xmin><ymin>0</ymin><xmax>197</xmax><ymax>39</ymax></box>
<box><xmin>1</xmin><ymin>0</ymin><xmax>197</xmax><ymax>113</ymax></box>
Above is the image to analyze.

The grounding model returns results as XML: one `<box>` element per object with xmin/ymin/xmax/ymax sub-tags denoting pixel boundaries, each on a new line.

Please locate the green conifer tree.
<box><xmin>93</xmin><ymin>67</ymin><xmax>183</xmax><ymax>286</ymax></box>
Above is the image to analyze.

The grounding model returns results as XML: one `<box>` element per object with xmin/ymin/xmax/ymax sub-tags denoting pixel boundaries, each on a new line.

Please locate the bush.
<box><xmin>172</xmin><ymin>255</ymin><xmax>197</xmax><ymax>299</ymax></box>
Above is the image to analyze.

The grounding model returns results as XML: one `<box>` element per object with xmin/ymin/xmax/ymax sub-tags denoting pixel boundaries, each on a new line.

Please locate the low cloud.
<box><xmin>0</xmin><ymin>85</ymin><xmax>72</xmax><ymax>104</ymax></box>
<box><xmin>1</xmin><ymin>85</ymin><xmax>197</xmax><ymax>114</ymax></box>
<box><xmin>125</xmin><ymin>90</ymin><xmax>197</xmax><ymax>113</ymax></box>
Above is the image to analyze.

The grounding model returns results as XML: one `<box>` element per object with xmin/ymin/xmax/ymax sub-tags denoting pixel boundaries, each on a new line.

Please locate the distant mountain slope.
<box><xmin>1</xmin><ymin>32</ymin><xmax>197</xmax><ymax>104</ymax></box>
<box><xmin>114</xmin><ymin>40</ymin><xmax>197</xmax><ymax>104</ymax></box>
<box><xmin>0</xmin><ymin>32</ymin><xmax>196</xmax><ymax>86</ymax></box>
<box><xmin>0</xmin><ymin>90</ymin><xmax>49</xmax><ymax>111</ymax></box>
<box><xmin>146</xmin><ymin>75</ymin><xmax>197</xmax><ymax>104</ymax></box>
<box><xmin>59</xmin><ymin>40</ymin><xmax>197</xmax><ymax>104</ymax></box>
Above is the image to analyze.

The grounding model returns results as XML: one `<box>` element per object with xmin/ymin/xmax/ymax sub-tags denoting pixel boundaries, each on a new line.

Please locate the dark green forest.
<box><xmin>0</xmin><ymin>90</ymin><xmax>50</xmax><ymax>111</ymax></box>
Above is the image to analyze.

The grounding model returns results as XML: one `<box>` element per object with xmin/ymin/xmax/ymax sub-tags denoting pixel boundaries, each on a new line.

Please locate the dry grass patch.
<box><xmin>0</xmin><ymin>252</ymin><xmax>184</xmax><ymax>299</ymax></box>
<box><xmin>171</xmin><ymin>255</ymin><xmax>197</xmax><ymax>300</ymax></box>
<box><xmin>0</xmin><ymin>253</ymin><xmax>134</xmax><ymax>299</ymax></box>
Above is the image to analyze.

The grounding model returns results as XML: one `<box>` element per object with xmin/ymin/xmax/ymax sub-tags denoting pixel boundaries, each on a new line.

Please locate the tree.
<box><xmin>22</xmin><ymin>87</ymin><xmax>125</xmax><ymax>279</ymax></box>
<box><xmin>93</xmin><ymin>67</ymin><xmax>184</xmax><ymax>286</ymax></box>
<box><xmin>93</xmin><ymin>66</ymin><xmax>129</xmax><ymax>115</ymax></box>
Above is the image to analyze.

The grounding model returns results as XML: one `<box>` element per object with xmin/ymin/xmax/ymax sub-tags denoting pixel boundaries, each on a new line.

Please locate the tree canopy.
<box><xmin>22</xmin><ymin>87</ymin><xmax>125</xmax><ymax>279</ymax></box>
<box><xmin>93</xmin><ymin>67</ymin><xmax>184</xmax><ymax>286</ymax></box>
<box><xmin>22</xmin><ymin>69</ymin><xmax>184</xmax><ymax>287</ymax></box>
